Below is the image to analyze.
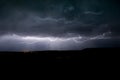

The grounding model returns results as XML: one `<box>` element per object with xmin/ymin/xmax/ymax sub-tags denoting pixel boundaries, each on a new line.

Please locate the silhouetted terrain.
<box><xmin>0</xmin><ymin>48</ymin><xmax>119</xmax><ymax>63</ymax></box>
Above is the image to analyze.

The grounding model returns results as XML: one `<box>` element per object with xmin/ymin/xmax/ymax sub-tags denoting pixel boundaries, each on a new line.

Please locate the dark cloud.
<box><xmin>0</xmin><ymin>0</ymin><xmax>120</xmax><ymax>51</ymax></box>
<box><xmin>0</xmin><ymin>10</ymin><xmax>119</xmax><ymax>37</ymax></box>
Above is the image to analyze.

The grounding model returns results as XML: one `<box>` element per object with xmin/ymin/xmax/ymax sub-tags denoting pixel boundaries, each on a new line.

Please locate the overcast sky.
<box><xmin>0</xmin><ymin>0</ymin><xmax>120</xmax><ymax>51</ymax></box>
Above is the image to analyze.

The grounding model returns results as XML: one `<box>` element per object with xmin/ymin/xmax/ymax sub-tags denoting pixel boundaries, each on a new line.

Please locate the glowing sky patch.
<box><xmin>0</xmin><ymin>32</ymin><xmax>113</xmax><ymax>51</ymax></box>
<box><xmin>0</xmin><ymin>32</ymin><xmax>111</xmax><ymax>43</ymax></box>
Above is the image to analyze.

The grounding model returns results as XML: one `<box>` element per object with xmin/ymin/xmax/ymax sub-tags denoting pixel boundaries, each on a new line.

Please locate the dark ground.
<box><xmin>0</xmin><ymin>48</ymin><xmax>119</xmax><ymax>64</ymax></box>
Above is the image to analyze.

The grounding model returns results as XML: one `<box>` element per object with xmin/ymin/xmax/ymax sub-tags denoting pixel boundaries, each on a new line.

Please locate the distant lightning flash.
<box><xmin>0</xmin><ymin>32</ymin><xmax>111</xmax><ymax>44</ymax></box>
<box><xmin>12</xmin><ymin>34</ymin><xmax>83</xmax><ymax>44</ymax></box>
<box><xmin>0</xmin><ymin>33</ymin><xmax>112</xmax><ymax>51</ymax></box>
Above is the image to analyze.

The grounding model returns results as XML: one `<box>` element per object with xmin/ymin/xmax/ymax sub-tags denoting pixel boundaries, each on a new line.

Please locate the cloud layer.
<box><xmin>0</xmin><ymin>0</ymin><xmax>120</xmax><ymax>51</ymax></box>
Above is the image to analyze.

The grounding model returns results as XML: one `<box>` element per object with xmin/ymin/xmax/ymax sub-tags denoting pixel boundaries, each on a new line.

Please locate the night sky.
<box><xmin>0</xmin><ymin>0</ymin><xmax>120</xmax><ymax>51</ymax></box>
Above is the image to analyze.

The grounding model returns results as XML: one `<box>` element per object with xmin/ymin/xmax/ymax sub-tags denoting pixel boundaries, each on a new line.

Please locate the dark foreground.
<box><xmin>0</xmin><ymin>48</ymin><xmax>119</xmax><ymax>63</ymax></box>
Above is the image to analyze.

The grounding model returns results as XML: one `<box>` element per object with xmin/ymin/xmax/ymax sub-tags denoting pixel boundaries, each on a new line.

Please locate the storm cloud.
<box><xmin>0</xmin><ymin>0</ymin><xmax>120</xmax><ymax>51</ymax></box>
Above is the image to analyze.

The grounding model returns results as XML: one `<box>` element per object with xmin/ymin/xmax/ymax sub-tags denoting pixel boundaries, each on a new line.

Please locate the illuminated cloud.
<box><xmin>0</xmin><ymin>33</ymin><xmax>113</xmax><ymax>51</ymax></box>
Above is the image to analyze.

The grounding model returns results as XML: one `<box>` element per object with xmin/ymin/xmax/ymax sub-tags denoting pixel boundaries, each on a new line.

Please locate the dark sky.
<box><xmin>0</xmin><ymin>0</ymin><xmax>120</xmax><ymax>51</ymax></box>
